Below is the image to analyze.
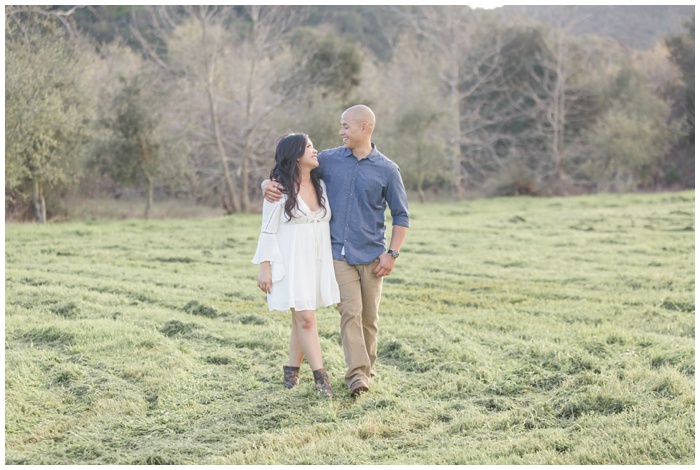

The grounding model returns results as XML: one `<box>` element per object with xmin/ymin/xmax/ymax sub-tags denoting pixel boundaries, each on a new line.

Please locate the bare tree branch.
<box><xmin>129</xmin><ymin>22</ymin><xmax>170</xmax><ymax>70</ymax></box>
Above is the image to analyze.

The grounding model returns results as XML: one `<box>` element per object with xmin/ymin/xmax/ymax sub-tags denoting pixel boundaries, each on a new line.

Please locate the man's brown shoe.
<box><xmin>350</xmin><ymin>381</ymin><xmax>369</xmax><ymax>397</ymax></box>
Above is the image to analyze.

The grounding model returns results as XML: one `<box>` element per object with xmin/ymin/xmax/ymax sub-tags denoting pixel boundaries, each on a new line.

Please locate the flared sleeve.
<box><xmin>251</xmin><ymin>198</ymin><xmax>286</xmax><ymax>282</ymax></box>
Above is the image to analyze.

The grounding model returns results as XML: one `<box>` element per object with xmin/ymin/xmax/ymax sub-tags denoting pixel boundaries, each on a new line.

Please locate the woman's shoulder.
<box><xmin>319</xmin><ymin>179</ymin><xmax>330</xmax><ymax>198</ymax></box>
<box><xmin>263</xmin><ymin>194</ymin><xmax>286</xmax><ymax>209</ymax></box>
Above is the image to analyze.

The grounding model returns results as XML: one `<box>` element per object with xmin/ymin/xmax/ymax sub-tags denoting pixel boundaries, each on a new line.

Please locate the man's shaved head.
<box><xmin>342</xmin><ymin>105</ymin><xmax>375</xmax><ymax>132</ymax></box>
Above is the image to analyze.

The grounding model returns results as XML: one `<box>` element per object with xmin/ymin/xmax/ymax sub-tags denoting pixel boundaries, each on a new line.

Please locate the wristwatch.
<box><xmin>387</xmin><ymin>249</ymin><xmax>400</xmax><ymax>259</ymax></box>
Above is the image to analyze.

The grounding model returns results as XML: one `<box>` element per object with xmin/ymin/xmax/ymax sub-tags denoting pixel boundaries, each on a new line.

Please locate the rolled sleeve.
<box><xmin>386</xmin><ymin>167</ymin><xmax>410</xmax><ymax>228</ymax></box>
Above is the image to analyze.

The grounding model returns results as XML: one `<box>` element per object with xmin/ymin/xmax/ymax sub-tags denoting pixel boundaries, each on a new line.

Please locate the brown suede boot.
<box><xmin>283</xmin><ymin>365</ymin><xmax>300</xmax><ymax>389</ymax></box>
<box><xmin>312</xmin><ymin>368</ymin><xmax>333</xmax><ymax>398</ymax></box>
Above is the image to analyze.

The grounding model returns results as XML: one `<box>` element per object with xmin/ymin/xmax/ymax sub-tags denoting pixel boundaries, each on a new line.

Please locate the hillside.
<box><xmin>499</xmin><ymin>5</ymin><xmax>694</xmax><ymax>49</ymax></box>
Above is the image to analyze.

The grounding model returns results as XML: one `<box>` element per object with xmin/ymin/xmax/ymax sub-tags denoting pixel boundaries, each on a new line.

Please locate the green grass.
<box><xmin>5</xmin><ymin>190</ymin><xmax>695</xmax><ymax>464</ymax></box>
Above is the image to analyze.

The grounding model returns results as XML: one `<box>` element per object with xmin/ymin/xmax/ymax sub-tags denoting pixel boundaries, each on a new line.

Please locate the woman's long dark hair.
<box><xmin>270</xmin><ymin>133</ymin><xmax>326</xmax><ymax>220</ymax></box>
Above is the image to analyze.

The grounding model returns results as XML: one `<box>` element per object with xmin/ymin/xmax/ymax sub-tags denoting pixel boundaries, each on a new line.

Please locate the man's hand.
<box><xmin>373</xmin><ymin>253</ymin><xmax>396</xmax><ymax>277</ymax></box>
<box><xmin>262</xmin><ymin>180</ymin><xmax>284</xmax><ymax>203</ymax></box>
<box><xmin>258</xmin><ymin>262</ymin><xmax>272</xmax><ymax>294</ymax></box>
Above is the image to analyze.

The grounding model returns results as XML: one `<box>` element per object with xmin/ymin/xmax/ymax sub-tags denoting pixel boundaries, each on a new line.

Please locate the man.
<box><xmin>263</xmin><ymin>105</ymin><xmax>410</xmax><ymax>396</ymax></box>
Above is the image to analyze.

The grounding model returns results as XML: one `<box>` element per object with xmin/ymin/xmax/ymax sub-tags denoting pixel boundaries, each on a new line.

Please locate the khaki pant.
<box><xmin>333</xmin><ymin>259</ymin><xmax>383</xmax><ymax>389</ymax></box>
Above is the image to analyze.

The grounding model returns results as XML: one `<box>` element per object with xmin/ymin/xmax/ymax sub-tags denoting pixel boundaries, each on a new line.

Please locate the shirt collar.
<box><xmin>345</xmin><ymin>143</ymin><xmax>378</xmax><ymax>162</ymax></box>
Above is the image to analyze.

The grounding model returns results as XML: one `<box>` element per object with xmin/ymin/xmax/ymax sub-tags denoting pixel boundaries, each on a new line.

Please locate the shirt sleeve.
<box><xmin>313</xmin><ymin>151</ymin><xmax>327</xmax><ymax>178</ymax></box>
<box><xmin>385</xmin><ymin>167</ymin><xmax>410</xmax><ymax>228</ymax></box>
<box><xmin>251</xmin><ymin>199</ymin><xmax>286</xmax><ymax>281</ymax></box>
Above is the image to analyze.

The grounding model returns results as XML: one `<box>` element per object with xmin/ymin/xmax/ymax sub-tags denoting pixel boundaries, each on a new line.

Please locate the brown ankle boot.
<box><xmin>312</xmin><ymin>368</ymin><xmax>333</xmax><ymax>398</ymax></box>
<box><xmin>283</xmin><ymin>365</ymin><xmax>300</xmax><ymax>389</ymax></box>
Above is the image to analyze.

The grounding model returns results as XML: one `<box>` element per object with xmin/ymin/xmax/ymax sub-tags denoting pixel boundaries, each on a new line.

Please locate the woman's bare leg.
<box><xmin>288</xmin><ymin>311</ymin><xmax>304</xmax><ymax>367</ymax></box>
<box><xmin>292</xmin><ymin>309</ymin><xmax>324</xmax><ymax>371</ymax></box>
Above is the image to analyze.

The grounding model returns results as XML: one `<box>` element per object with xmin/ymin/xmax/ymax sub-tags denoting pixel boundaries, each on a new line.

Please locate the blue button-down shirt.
<box><xmin>314</xmin><ymin>144</ymin><xmax>410</xmax><ymax>265</ymax></box>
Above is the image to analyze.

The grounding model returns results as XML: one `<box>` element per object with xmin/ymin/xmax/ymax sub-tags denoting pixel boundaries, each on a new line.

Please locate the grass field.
<box><xmin>4</xmin><ymin>190</ymin><xmax>695</xmax><ymax>464</ymax></box>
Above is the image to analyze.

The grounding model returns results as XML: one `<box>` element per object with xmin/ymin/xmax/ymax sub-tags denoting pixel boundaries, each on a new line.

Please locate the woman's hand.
<box><xmin>258</xmin><ymin>262</ymin><xmax>272</xmax><ymax>294</ymax></box>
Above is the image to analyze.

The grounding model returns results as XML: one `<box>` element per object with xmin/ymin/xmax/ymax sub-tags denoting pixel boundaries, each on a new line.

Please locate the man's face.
<box><xmin>339</xmin><ymin>112</ymin><xmax>361</xmax><ymax>150</ymax></box>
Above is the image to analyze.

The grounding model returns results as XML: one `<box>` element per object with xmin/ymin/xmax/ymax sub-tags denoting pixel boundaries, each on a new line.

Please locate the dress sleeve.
<box><xmin>251</xmin><ymin>199</ymin><xmax>286</xmax><ymax>281</ymax></box>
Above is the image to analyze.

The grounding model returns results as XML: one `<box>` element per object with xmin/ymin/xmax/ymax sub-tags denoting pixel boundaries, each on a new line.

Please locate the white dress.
<box><xmin>252</xmin><ymin>179</ymin><xmax>340</xmax><ymax>312</ymax></box>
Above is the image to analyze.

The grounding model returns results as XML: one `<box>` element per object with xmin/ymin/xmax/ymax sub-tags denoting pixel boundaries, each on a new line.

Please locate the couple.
<box><xmin>252</xmin><ymin>105</ymin><xmax>410</xmax><ymax>398</ymax></box>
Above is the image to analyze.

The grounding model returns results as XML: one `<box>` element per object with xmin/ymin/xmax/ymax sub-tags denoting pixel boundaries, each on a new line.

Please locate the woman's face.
<box><xmin>298</xmin><ymin>138</ymin><xmax>319</xmax><ymax>171</ymax></box>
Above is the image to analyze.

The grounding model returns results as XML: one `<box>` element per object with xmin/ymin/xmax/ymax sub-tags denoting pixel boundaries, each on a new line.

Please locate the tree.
<box><xmin>392</xmin><ymin>102</ymin><xmax>448</xmax><ymax>202</ymax></box>
<box><xmin>663</xmin><ymin>16</ymin><xmax>694</xmax><ymax>187</ymax></box>
<box><xmin>121</xmin><ymin>6</ymin><xmax>245</xmax><ymax>213</ymax></box>
<box><xmin>134</xmin><ymin>6</ymin><xmax>304</xmax><ymax>213</ymax></box>
<box><xmin>496</xmin><ymin>23</ymin><xmax>602</xmax><ymax>194</ymax></box>
<box><xmin>378</xmin><ymin>32</ymin><xmax>451</xmax><ymax>202</ymax></box>
<box><xmin>305</xmin><ymin>6</ymin><xmax>407</xmax><ymax>62</ymax></box>
<box><xmin>187</xmin><ymin>6</ymin><xmax>241</xmax><ymax>213</ymax></box>
<box><xmin>457</xmin><ymin>24</ymin><xmax>545</xmax><ymax>194</ymax></box>
<box><xmin>406</xmin><ymin>6</ymin><xmax>514</xmax><ymax>200</ymax></box>
<box><xmin>96</xmin><ymin>68</ymin><xmax>169</xmax><ymax>219</ymax></box>
<box><xmin>235</xmin><ymin>5</ymin><xmax>304</xmax><ymax>212</ymax></box>
<box><xmin>582</xmin><ymin>64</ymin><xmax>681</xmax><ymax>192</ymax></box>
<box><xmin>273</xmin><ymin>26</ymin><xmax>363</xmax><ymax>155</ymax></box>
<box><xmin>5</xmin><ymin>7</ymin><xmax>94</xmax><ymax>222</ymax></box>
<box><xmin>283</xmin><ymin>26</ymin><xmax>362</xmax><ymax>102</ymax></box>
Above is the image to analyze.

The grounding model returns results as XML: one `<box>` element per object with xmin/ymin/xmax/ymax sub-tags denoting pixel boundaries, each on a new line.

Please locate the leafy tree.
<box><xmin>284</xmin><ymin>27</ymin><xmax>362</xmax><ymax>101</ymax></box>
<box><xmin>5</xmin><ymin>7</ymin><xmax>94</xmax><ymax>222</ymax></box>
<box><xmin>271</xmin><ymin>26</ymin><xmax>364</xmax><ymax>156</ymax></box>
<box><xmin>582</xmin><ymin>65</ymin><xmax>681</xmax><ymax>191</ymax></box>
<box><xmin>64</xmin><ymin>5</ymin><xmax>138</xmax><ymax>45</ymax></box>
<box><xmin>379</xmin><ymin>32</ymin><xmax>451</xmax><ymax>202</ymax></box>
<box><xmin>665</xmin><ymin>17</ymin><xmax>694</xmax><ymax>130</ymax></box>
<box><xmin>95</xmin><ymin>69</ymin><xmax>170</xmax><ymax>219</ymax></box>
<box><xmin>392</xmin><ymin>102</ymin><xmax>449</xmax><ymax>202</ymax></box>
<box><xmin>305</xmin><ymin>5</ymin><xmax>408</xmax><ymax>61</ymax></box>
<box><xmin>663</xmin><ymin>16</ymin><xmax>694</xmax><ymax>187</ymax></box>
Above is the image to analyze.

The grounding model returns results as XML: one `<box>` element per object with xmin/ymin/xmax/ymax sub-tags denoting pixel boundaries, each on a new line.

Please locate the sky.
<box><xmin>465</xmin><ymin>3</ymin><xmax>504</xmax><ymax>9</ymax></box>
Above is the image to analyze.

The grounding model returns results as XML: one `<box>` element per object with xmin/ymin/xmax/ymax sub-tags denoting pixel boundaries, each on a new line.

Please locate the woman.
<box><xmin>252</xmin><ymin>133</ymin><xmax>339</xmax><ymax>398</ymax></box>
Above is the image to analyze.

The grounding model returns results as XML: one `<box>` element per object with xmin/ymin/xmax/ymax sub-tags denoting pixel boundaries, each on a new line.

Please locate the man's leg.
<box><xmin>358</xmin><ymin>260</ymin><xmax>383</xmax><ymax>379</ymax></box>
<box><xmin>334</xmin><ymin>260</ymin><xmax>371</xmax><ymax>390</ymax></box>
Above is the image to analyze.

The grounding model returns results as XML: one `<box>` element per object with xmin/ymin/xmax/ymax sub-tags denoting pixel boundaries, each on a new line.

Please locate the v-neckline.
<box><xmin>298</xmin><ymin>190</ymin><xmax>320</xmax><ymax>213</ymax></box>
